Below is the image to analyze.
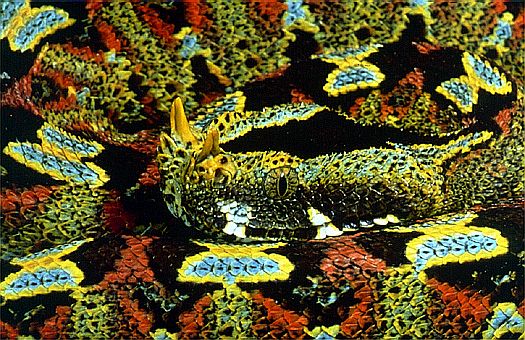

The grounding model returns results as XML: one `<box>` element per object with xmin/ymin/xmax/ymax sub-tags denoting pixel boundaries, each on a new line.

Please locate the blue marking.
<box><xmin>435</xmin><ymin>245</ymin><xmax>448</xmax><ymax>258</ymax></box>
<box><xmin>409</xmin><ymin>0</ymin><xmax>429</xmax><ymax>7</ymax></box>
<box><xmin>1</xmin><ymin>1</ymin><xmax>25</xmax><ymax>34</ymax></box>
<box><xmin>490</xmin><ymin>309</ymin><xmax>509</xmax><ymax>329</ymax></box>
<box><xmin>195</xmin><ymin>261</ymin><xmax>212</xmax><ymax>277</ymax></box>
<box><xmin>466</xmin><ymin>240</ymin><xmax>482</xmax><ymax>255</ymax></box>
<box><xmin>285</xmin><ymin>0</ymin><xmax>305</xmax><ymax>26</ymax></box>
<box><xmin>212</xmin><ymin>258</ymin><xmax>228</xmax><ymax>276</ymax></box>
<box><xmin>453</xmin><ymin>234</ymin><xmax>468</xmax><ymax>245</ymax></box>
<box><xmin>179</xmin><ymin>34</ymin><xmax>200</xmax><ymax>59</ymax></box>
<box><xmin>416</xmin><ymin>245</ymin><xmax>434</xmax><ymax>260</ymax></box>
<box><xmin>228</xmin><ymin>259</ymin><xmax>244</xmax><ymax>276</ymax></box>
<box><xmin>186</xmin><ymin>256</ymin><xmax>282</xmax><ymax>282</ymax></box>
<box><xmin>262</xmin><ymin>258</ymin><xmax>279</xmax><ymax>274</ymax></box>
<box><xmin>468</xmin><ymin>232</ymin><xmax>485</xmax><ymax>243</ymax></box>
<box><xmin>449</xmin><ymin>244</ymin><xmax>466</xmax><ymax>257</ymax></box>
<box><xmin>333</xmin><ymin>67</ymin><xmax>378</xmax><ymax>89</ymax></box>
<box><xmin>442</xmin><ymin>80</ymin><xmax>473</xmax><ymax>107</ymax></box>
<box><xmin>13</xmin><ymin>9</ymin><xmax>67</xmax><ymax>51</ymax></box>
<box><xmin>467</xmin><ymin>55</ymin><xmax>504</xmax><ymax>88</ymax></box>
<box><xmin>423</xmin><ymin>239</ymin><xmax>438</xmax><ymax>248</ymax></box>
<box><xmin>7</xmin><ymin>268</ymin><xmax>76</xmax><ymax>294</ymax></box>
<box><xmin>438</xmin><ymin>236</ymin><xmax>454</xmax><ymax>247</ymax></box>
<box><xmin>483</xmin><ymin>238</ymin><xmax>498</xmax><ymax>251</ymax></box>
<box><xmin>245</xmin><ymin>258</ymin><xmax>262</xmax><ymax>275</ymax></box>
<box><xmin>203</xmin><ymin>255</ymin><xmax>217</xmax><ymax>265</ymax></box>
<box><xmin>41</xmin><ymin>271</ymin><xmax>57</xmax><ymax>288</ymax></box>
<box><xmin>41</xmin><ymin>126</ymin><xmax>99</xmax><ymax>156</ymax></box>
<box><xmin>484</xmin><ymin>18</ymin><xmax>513</xmax><ymax>46</ymax></box>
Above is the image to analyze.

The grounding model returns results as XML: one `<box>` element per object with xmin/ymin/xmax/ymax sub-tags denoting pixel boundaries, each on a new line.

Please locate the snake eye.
<box><xmin>264</xmin><ymin>167</ymin><xmax>298</xmax><ymax>199</ymax></box>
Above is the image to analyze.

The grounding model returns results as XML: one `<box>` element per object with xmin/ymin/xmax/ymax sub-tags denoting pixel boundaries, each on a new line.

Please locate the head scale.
<box><xmin>157</xmin><ymin>98</ymin><xmax>320</xmax><ymax>240</ymax></box>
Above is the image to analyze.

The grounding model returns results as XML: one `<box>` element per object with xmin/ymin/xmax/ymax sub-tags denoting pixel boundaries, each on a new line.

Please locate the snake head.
<box><xmin>157</xmin><ymin>98</ymin><xmax>339</xmax><ymax>240</ymax></box>
<box><xmin>158</xmin><ymin>98</ymin><xmax>236</xmax><ymax>223</ymax></box>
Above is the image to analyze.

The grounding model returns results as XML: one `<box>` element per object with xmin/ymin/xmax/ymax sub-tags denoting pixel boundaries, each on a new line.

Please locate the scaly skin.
<box><xmin>2</xmin><ymin>2</ymin><xmax>524</xmax><ymax>338</ymax></box>
<box><xmin>158</xmin><ymin>98</ymin><xmax>522</xmax><ymax>241</ymax></box>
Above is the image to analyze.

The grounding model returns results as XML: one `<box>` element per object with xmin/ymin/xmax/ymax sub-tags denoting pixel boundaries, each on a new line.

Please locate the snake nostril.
<box><xmin>213</xmin><ymin>168</ymin><xmax>233</xmax><ymax>184</ymax></box>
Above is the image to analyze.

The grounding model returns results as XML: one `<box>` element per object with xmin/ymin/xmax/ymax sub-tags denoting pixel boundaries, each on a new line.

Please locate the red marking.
<box><xmin>1</xmin><ymin>185</ymin><xmax>56</xmax><ymax>225</ymax></box>
<box><xmin>86</xmin><ymin>0</ymin><xmax>104</xmax><ymax>18</ymax></box>
<box><xmin>99</xmin><ymin>236</ymin><xmax>156</xmax><ymax>287</ymax></box>
<box><xmin>178</xmin><ymin>295</ymin><xmax>212</xmax><ymax>338</ymax></box>
<box><xmin>349</xmin><ymin>97</ymin><xmax>367</xmax><ymax>118</ymax></box>
<box><xmin>255</xmin><ymin>65</ymin><xmax>290</xmax><ymax>81</ymax></box>
<box><xmin>518</xmin><ymin>299</ymin><xmax>525</xmax><ymax>317</ymax></box>
<box><xmin>316</xmin><ymin>236</ymin><xmax>386</xmax><ymax>337</ymax></box>
<box><xmin>427</xmin><ymin>279</ymin><xmax>492</xmax><ymax>336</ymax></box>
<box><xmin>138</xmin><ymin>162</ymin><xmax>161</xmax><ymax>187</ymax></box>
<box><xmin>199</xmin><ymin>91</ymin><xmax>226</xmax><ymax>106</ymax></box>
<box><xmin>380</xmin><ymin>69</ymin><xmax>425</xmax><ymax>121</ymax></box>
<box><xmin>39</xmin><ymin>306</ymin><xmax>72</xmax><ymax>340</ymax></box>
<box><xmin>252</xmin><ymin>292</ymin><xmax>309</xmax><ymax>338</ymax></box>
<box><xmin>495</xmin><ymin>107</ymin><xmax>513</xmax><ymax>135</ymax></box>
<box><xmin>319</xmin><ymin>236</ymin><xmax>387</xmax><ymax>286</ymax></box>
<box><xmin>92</xmin><ymin>236</ymin><xmax>158</xmax><ymax>337</ymax></box>
<box><xmin>249</xmin><ymin>0</ymin><xmax>287</xmax><ymax>24</ymax></box>
<box><xmin>514</xmin><ymin>8</ymin><xmax>525</xmax><ymax>40</ymax></box>
<box><xmin>183</xmin><ymin>0</ymin><xmax>212</xmax><ymax>33</ymax></box>
<box><xmin>61</xmin><ymin>43</ymin><xmax>107</xmax><ymax>63</ymax></box>
<box><xmin>102</xmin><ymin>192</ymin><xmax>137</xmax><ymax>233</ymax></box>
<box><xmin>291</xmin><ymin>88</ymin><xmax>314</xmax><ymax>104</ymax></box>
<box><xmin>0</xmin><ymin>75</ymin><xmax>40</xmax><ymax>115</ymax></box>
<box><xmin>414</xmin><ymin>41</ymin><xmax>442</xmax><ymax>54</ymax></box>
<box><xmin>94</xmin><ymin>20</ymin><xmax>122</xmax><ymax>52</ymax></box>
<box><xmin>136</xmin><ymin>4</ymin><xmax>176</xmax><ymax>45</ymax></box>
<box><xmin>492</xmin><ymin>0</ymin><xmax>507</xmax><ymax>14</ymax></box>
<box><xmin>0</xmin><ymin>321</ymin><xmax>18</xmax><ymax>340</ymax></box>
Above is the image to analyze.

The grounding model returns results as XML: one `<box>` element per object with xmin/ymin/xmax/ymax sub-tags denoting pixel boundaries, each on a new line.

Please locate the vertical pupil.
<box><xmin>277</xmin><ymin>172</ymin><xmax>287</xmax><ymax>197</ymax></box>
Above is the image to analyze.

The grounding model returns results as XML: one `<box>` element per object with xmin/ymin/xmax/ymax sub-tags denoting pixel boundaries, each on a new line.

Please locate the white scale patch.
<box><xmin>217</xmin><ymin>202</ymin><xmax>399</xmax><ymax>239</ymax></box>
<box><xmin>345</xmin><ymin>214</ymin><xmax>400</xmax><ymax>229</ymax></box>
<box><xmin>308</xmin><ymin>207</ymin><xmax>343</xmax><ymax>239</ymax></box>
<box><xmin>218</xmin><ymin>201</ymin><xmax>254</xmax><ymax>238</ymax></box>
<box><xmin>372</xmin><ymin>214</ymin><xmax>400</xmax><ymax>226</ymax></box>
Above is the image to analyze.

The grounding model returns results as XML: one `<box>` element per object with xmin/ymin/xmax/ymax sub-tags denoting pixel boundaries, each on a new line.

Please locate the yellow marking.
<box><xmin>7</xmin><ymin>6</ymin><xmax>75</xmax><ymax>52</ymax></box>
<box><xmin>462</xmin><ymin>52</ymin><xmax>512</xmax><ymax>95</ymax></box>
<box><xmin>318</xmin><ymin>44</ymin><xmax>382</xmax><ymax>64</ymax></box>
<box><xmin>171</xmin><ymin>97</ymin><xmax>197</xmax><ymax>145</ymax></box>
<box><xmin>482</xmin><ymin>302</ymin><xmax>524</xmax><ymax>339</ymax></box>
<box><xmin>0</xmin><ymin>239</ymin><xmax>93</xmax><ymax>301</ymax></box>
<box><xmin>405</xmin><ymin>224</ymin><xmax>508</xmax><ymax>281</ymax></box>
<box><xmin>427</xmin><ymin>130</ymin><xmax>492</xmax><ymax>166</ymax></box>
<box><xmin>3</xmin><ymin>142</ymin><xmax>108</xmax><ymax>187</ymax></box>
<box><xmin>435</xmin><ymin>75</ymin><xmax>479</xmax><ymax>113</ymax></box>
<box><xmin>0</xmin><ymin>260</ymin><xmax>84</xmax><ymax>301</ymax></box>
<box><xmin>387</xmin><ymin>214</ymin><xmax>400</xmax><ymax>223</ymax></box>
<box><xmin>12</xmin><ymin>238</ymin><xmax>92</xmax><ymax>267</ymax></box>
<box><xmin>150</xmin><ymin>328</ymin><xmax>178</xmax><ymax>340</ymax></box>
<box><xmin>324</xmin><ymin>59</ymin><xmax>385</xmax><ymax>96</ymax></box>
<box><xmin>305</xmin><ymin>325</ymin><xmax>340</xmax><ymax>338</ymax></box>
<box><xmin>37</xmin><ymin>123</ymin><xmax>104</xmax><ymax>159</ymax></box>
<box><xmin>384</xmin><ymin>213</ymin><xmax>478</xmax><ymax>233</ymax></box>
<box><xmin>196</xmin><ymin>128</ymin><xmax>220</xmax><ymax>162</ymax></box>
<box><xmin>0</xmin><ymin>0</ymin><xmax>30</xmax><ymax>39</ymax></box>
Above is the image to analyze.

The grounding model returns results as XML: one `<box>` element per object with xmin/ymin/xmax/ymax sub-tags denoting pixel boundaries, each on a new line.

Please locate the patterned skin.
<box><xmin>158</xmin><ymin>96</ymin><xmax>517</xmax><ymax>241</ymax></box>
<box><xmin>1</xmin><ymin>2</ymin><xmax>524</xmax><ymax>338</ymax></box>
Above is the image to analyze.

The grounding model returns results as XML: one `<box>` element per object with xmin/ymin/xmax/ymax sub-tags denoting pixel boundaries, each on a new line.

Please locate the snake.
<box><xmin>0</xmin><ymin>1</ymin><xmax>523</xmax><ymax>339</ymax></box>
